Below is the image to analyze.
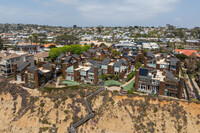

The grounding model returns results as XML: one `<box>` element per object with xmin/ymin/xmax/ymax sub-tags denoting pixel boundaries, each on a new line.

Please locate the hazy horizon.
<box><xmin>0</xmin><ymin>0</ymin><xmax>200</xmax><ymax>28</ymax></box>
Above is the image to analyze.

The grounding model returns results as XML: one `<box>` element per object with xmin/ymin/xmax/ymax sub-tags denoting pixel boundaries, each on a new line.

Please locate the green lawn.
<box><xmin>123</xmin><ymin>79</ymin><xmax>135</xmax><ymax>91</ymax></box>
<box><xmin>60</xmin><ymin>80</ymin><xmax>79</xmax><ymax>86</ymax></box>
<box><xmin>104</xmin><ymin>80</ymin><xmax>124</xmax><ymax>87</ymax></box>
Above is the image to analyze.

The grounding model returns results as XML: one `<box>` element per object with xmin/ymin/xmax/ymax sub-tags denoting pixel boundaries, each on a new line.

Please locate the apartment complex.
<box><xmin>60</xmin><ymin>48</ymin><xmax>140</xmax><ymax>84</ymax></box>
<box><xmin>14</xmin><ymin>63</ymin><xmax>55</xmax><ymax>88</ymax></box>
<box><xmin>135</xmin><ymin>68</ymin><xmax>184</xmax><ymax>98</ymax></box>
<box><xmin>0</xmin><ymin>51</ymin><xmax>34</xmax><ymax>76</ymax></box>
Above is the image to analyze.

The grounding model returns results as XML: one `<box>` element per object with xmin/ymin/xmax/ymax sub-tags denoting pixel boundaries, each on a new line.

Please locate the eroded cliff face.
<box><xmin>0</xmin><ymin>81</ymin><xmax>200</xmax><ymax>133</ymax></box>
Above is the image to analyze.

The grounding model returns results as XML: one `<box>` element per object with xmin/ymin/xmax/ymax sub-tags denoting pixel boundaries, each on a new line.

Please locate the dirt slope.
<box><xmin>0</xmin><ymin>80</ymin><xmax>200</xmax><ymax>133</ymax></box>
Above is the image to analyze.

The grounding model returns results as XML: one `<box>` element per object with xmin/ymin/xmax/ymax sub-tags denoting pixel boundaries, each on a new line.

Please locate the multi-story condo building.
<box><xmin>135</xmin><ymin>68</ymin><xmax>184</xmax><ymax>99</ymax></box>
<box><xmin>0</xmin><ymin>51</ymin><xmax>34</xmax><ymax>76</ymax></box>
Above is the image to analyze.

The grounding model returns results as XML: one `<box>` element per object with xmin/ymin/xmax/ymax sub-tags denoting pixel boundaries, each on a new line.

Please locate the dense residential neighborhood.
<box><xmin>0</xmin><ymin>23</ymin><xmax>200</xmax><ymax>133</ymax></box>
<box><xmin>0</xmin><ymin>24</ymin><xmax>200</xmax><ymax>99</ymax></box>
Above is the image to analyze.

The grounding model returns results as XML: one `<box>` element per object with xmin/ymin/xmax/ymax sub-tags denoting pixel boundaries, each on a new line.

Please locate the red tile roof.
<box><xmin>175</xmin><ymin>49</ymin><xmax>200</xmax><ymax>57</ymax></box>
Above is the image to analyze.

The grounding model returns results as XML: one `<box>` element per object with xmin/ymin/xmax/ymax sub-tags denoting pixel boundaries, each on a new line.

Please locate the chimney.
<box><xmin>134</xmin><ymin>70</ymin><xmax>139</xmax><ymax>92</ymax></box>
<box><xmin>176</xmin><ymin>60</ymin><xmax>180</xmax><ymax>76</ymax></box>
<box><xmin>25</xmin><ymin>73</ymin><xmax>28</xmax><ymax>84</ymax></box>
<box><xmin>13</xmin><ymin>64</ymin><xmax>17</xmax><ymax>81</ymax></box>
<box><xmin>94</xmin><ymin>66</ymin><xmax>98</xmax><ymax>84</ymax></box>
<box><xmin>162</xmin><ymin>72</ymin><xmax>165</xmax><ymax>76</ymax></box>
<box><xmin>74</xmin><ymin>69</ymin><xmax>79</xmax><ymax>82</ymax></box>
<box><xmin>34</xmin><ymin>69</ymin><xmax>39</xmax><ymax>88</ymax></box>
<box><xmin>144</xmin><ymin>57</ymin><xmax>147</xmax><ymax>68</ymax></box>
<box><xmin>50</xmin><ymin>64</ymin><xmax>54</xmax><ymax>78</ymax></box>
<box><xmin>62</xmin><ymin>64</ymin><xmax>66</xmax><ymax>79</ymax></box>
<box><xmin>159</xmin><ymin>81</ymin><xmax>165</xmax><ymax>95</ymax></box>
<box><xmin>178</xmin><ymin>77</ymin><xmax>184</xmax><ymax>99</ymax></box>
<box><xmin>156</xmin><ymin>64</ymin><xmax>160</xmax><ymax>69</ymax></box>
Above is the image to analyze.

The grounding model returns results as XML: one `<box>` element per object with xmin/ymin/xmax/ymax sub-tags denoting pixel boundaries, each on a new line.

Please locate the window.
<box><xmin>139</xmin><ymin>83</ymin><xmax>146</xmax><ymax>90</ymax></box>
<box><xmin>16</xmin><ymin>57</ymin><xmax>20</xmax><ymax>61</ymax></box>
<box><xmin>164</xmin><ymin>89</ymin><xmax>168</xmax><ymax>96</ymax></box>
<box><xmin>28</xmin><ymin>74</ymin><xmax>34</xmax><ymax>80</ymax></box>
<box><xmin>166</xmin><ymin>84</ymin><xmax>177</xmax><ymax>89</ymax></box>
<box><xmin>103</xmin><ymin>69</ymin><xmax>107</xmax><ymax>74</ymax></box>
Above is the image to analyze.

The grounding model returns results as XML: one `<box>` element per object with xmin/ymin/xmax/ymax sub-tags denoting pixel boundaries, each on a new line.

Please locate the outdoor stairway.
<box><xmin>67</xmin><ymin>88</ymin><xmax>105</xmax><ymax>133</ymax></box>
<box><xmin>83</xmin><ymin>98</ymin><xmax>93</xmax><ymax>114</ymax></box>
<box><xmin>86</xmin><ymin>88</ymin><xmax>105</xmax><ymax>99</ymax></box>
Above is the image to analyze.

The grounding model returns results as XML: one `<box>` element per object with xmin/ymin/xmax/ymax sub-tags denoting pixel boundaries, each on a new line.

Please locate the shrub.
<box><xmin>41</xmin><ymin>127</ymin><xmax>49</xmax><ymax>132</ymax></box>
<box><xmin>127</xmin><ymin>71</ymin><xmax>135</xmax><ymax>81</ymax></box>
<box><xmin>40</xmin><ymin>102</ymin><xmax>45</xmax><ymax>107</ymax></box>
<box><xmin>101</xmin><ymin>74</ymin><xmax>108</xmax><ymax>81</ymax></box>
<box><xmin>41</xmin><ymin>119</ymin><xmax>49</xmax><ymax>124</ymax></box>
<box><xmin>127</xmin><ymin>90</ymin><xmax>134</xmax><ymax>94</ymax></box>
<box><xmin>154</xmin><ymin>107</ymin><xmax>158</xmax><ymax>113</ymax></box>
<box><xmin>136</xmin><ymin>62</ymin><xmax>141</xmax><ymax>70</ymax></box>
<box><xmin>113</xmin><ymin>90</ymin><xmax>118</xmax><ymax>94</ymax></box>
<box><xmin>113</xmin><ymin>75</ymin><xmax>119</xmax><ymax>80</ymax></box>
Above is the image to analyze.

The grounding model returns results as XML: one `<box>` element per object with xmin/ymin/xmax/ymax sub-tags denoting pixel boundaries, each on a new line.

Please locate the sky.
<box><xmin>0</xmin><ymin>0</ymin><xmax>200</xmax><ymax>28</ymax></box>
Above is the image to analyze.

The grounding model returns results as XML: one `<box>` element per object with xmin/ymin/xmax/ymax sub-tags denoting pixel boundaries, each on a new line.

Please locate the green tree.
<box><xmin>135</xmin><ymin>62</ymin><xmax>141</xmax><ymax>70</ymax></box>
<box><xmin>178</xmin><ymin>45</ymin><xmax>184</xmax><ymax>49</ymax></box>
<box><xmin>175</xmin><ymin>54</ymin><xmax>188</xmax><ymax>62</ymax></box>
<box><xmin>32</xmin><ymin>33</ymin><xmax>38</xmax><ymax>44</ymax></box>
<box><xmin>29</xmin><ymin>36</ymin><xmax>33</xmax><ymax>44</ymax></box>
<box><xmin>82</xmin><ymin>44</ymin><xmax>91</xmax><ymax>51</ymax></box>
<box><xmin>97</xmin><ymin>27</ymin><xmax>102</xmax><ymax>33</ymax></box>
<box><xmin>49</xmin><ymin>48</ymin><xmax>64</xmax><ymax>60</ymax></box>
<box><xmin>48</xmin><ymin>45</ymin><xmax>56</xmax><ymax>49</ymax></box>
<box><xmin>127</xmin><ymin>71</ymin><xmax>135</xmax><ymax>81</ymax></box>
<box><xmin>99</xmin><ymin>43</ymin><xmax>106</xmax><ymax>47</ymax></box>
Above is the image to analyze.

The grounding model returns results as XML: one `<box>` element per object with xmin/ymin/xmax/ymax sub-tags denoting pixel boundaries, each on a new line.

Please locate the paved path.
<box><xmin>192</xmin><ymin>79</ymin><xmax>200</xmax><ymax>95</ymax></box>
<box><xmin>121</xmin><ymin>77</ymin><xmax>135</xmax><ymax>88</ymax></box>
<box><xmin>55</xmin><ymin>76</ymin><xmax>65</xmax><ymax>88</ymax></box>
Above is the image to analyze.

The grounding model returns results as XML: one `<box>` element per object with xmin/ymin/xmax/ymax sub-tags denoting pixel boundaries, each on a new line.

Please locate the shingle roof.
<box><xmin>17</xmin><ymin>62</ymin><xmax>31</xmax><ymax>72</ymax></box>
<box><xmin>147</xmin><ymin>51</ymin><xmax>154</xmax><ymax>57</ymax></box>
<box><xmin>34</xmin><ymin>52</ymin><xmax>49</xmax><ymax>58</ymax></box>
<box><xmin>88</xmin><ymin>63</ymin><xmax>101</xmax><ymax>73</ymax></box>
<box><xmin>27</xmin><ymin>66</ymin><xmax>43</xmax><ymax>75</ymax></box>
<box><xmin>72</xmin><ymin>54</ymin><xmax>80</xmax><ymax>60</ymax></box>
<box><xmin>162</xmin><ymin>53</ymin><xmax>168</xmax><ymax>58</ymax></box>
<box><xmin>164</xmin><ymin>69</ymin><xmax>179</xmax><ymax>83</ymax></box>
<box><xmin>101</xmin><ymin>50</ymin><xmax>107</xmax><ymax>55</ymax></box>
<box><xmin>102</xmin><ymin>58</ymin><xmax>111</xmax><ymax>65</ymax></box>
<box><xmin>139</xmin><ymin>68</ymin><xmax>149</xmax><ymax>76</ymax></box>
<box><xmin>3</xmin><ymin>53</ymin><xmax>20</xmax><ymax>60</ymax></box>
<box><xmin>56</xmin><ymin>53</ymin><xmax>65</xmax><ymax>60</ymax></box>
<box><xmin>125</xmin><ymin>55</ymin><xmax>134</xmax><ymax>61</ymax></box>
<box><xmin>148</xmin><ymin>57</ymin><xmax>159</xmax><ymax>63</ymax></box>
<box><xmin>119</xmin><ymin>59</ymin><xmax>128</xmax><ymax>65</ymax></box>
<box><xmin>42</xmin><ymin>63</ymin><xmax>50</xmax><ymax>70</ymax></box>
<box><xmin>89</xmin><ymin>60</ymin><xmax>96</xmax><ymax>64</ymax></box>
<box><xmin>89</xmin><ymin>49</ymin><xmax>96</xmax><ymax>54</ymax></box>
<box><xmin>113</xmin><ymin>61</ymin><xmax>122</xmax><ymax>67</ymax></box>
<box><xmin>82</xmin><ymin>51</ymin><xmax>90</xmax><ymax>57</ymax></box>
<box><xmin>107</xmin><ymin>50</ymin><xmax>111</xmax><ymax>54</ymax></box>
<box><xmin>170</xmin><ymin>58</ymin><xmax>178</xmax><ymax>66</ymax></box>
<box><xmin>123</xmin><ymin>52</ymin><xmax>128</xmax><ymax>56</ymax></box>
<box><xmin>65</xmin><ymin>56</ymin><xmax>72</xmax><ymax>62</ymax></box>
<box><xmin>132</xmin><ymin>51</ymin><xmax>138</xmax><ymax>56</ymax></box>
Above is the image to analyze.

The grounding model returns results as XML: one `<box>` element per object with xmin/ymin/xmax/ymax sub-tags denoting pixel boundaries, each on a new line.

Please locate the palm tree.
<box><xmin>29</xmin><ymin>36</ymin><xmax>33</xmax><ymax>45</ymax></box>
<box><xmin>32</xmin><ymin>33</ymin><xmax>38</xmax><ymax>44</ymax></box>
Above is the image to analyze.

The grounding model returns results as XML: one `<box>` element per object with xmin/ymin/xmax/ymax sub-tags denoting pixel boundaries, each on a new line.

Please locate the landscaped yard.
<box><xmin>104</xmin><ymin>80</ymin><xmax>124</xmax><ymax>87</ymax></box>
<box><xmin>60</xmin><ymin>80</ymin><xmax>79</xmax><ymax>86</ymax></box>
<box><xmin>123</xmin><ymin>79</ymin><xmax>135</xmax><ymax>91</ymax></box>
